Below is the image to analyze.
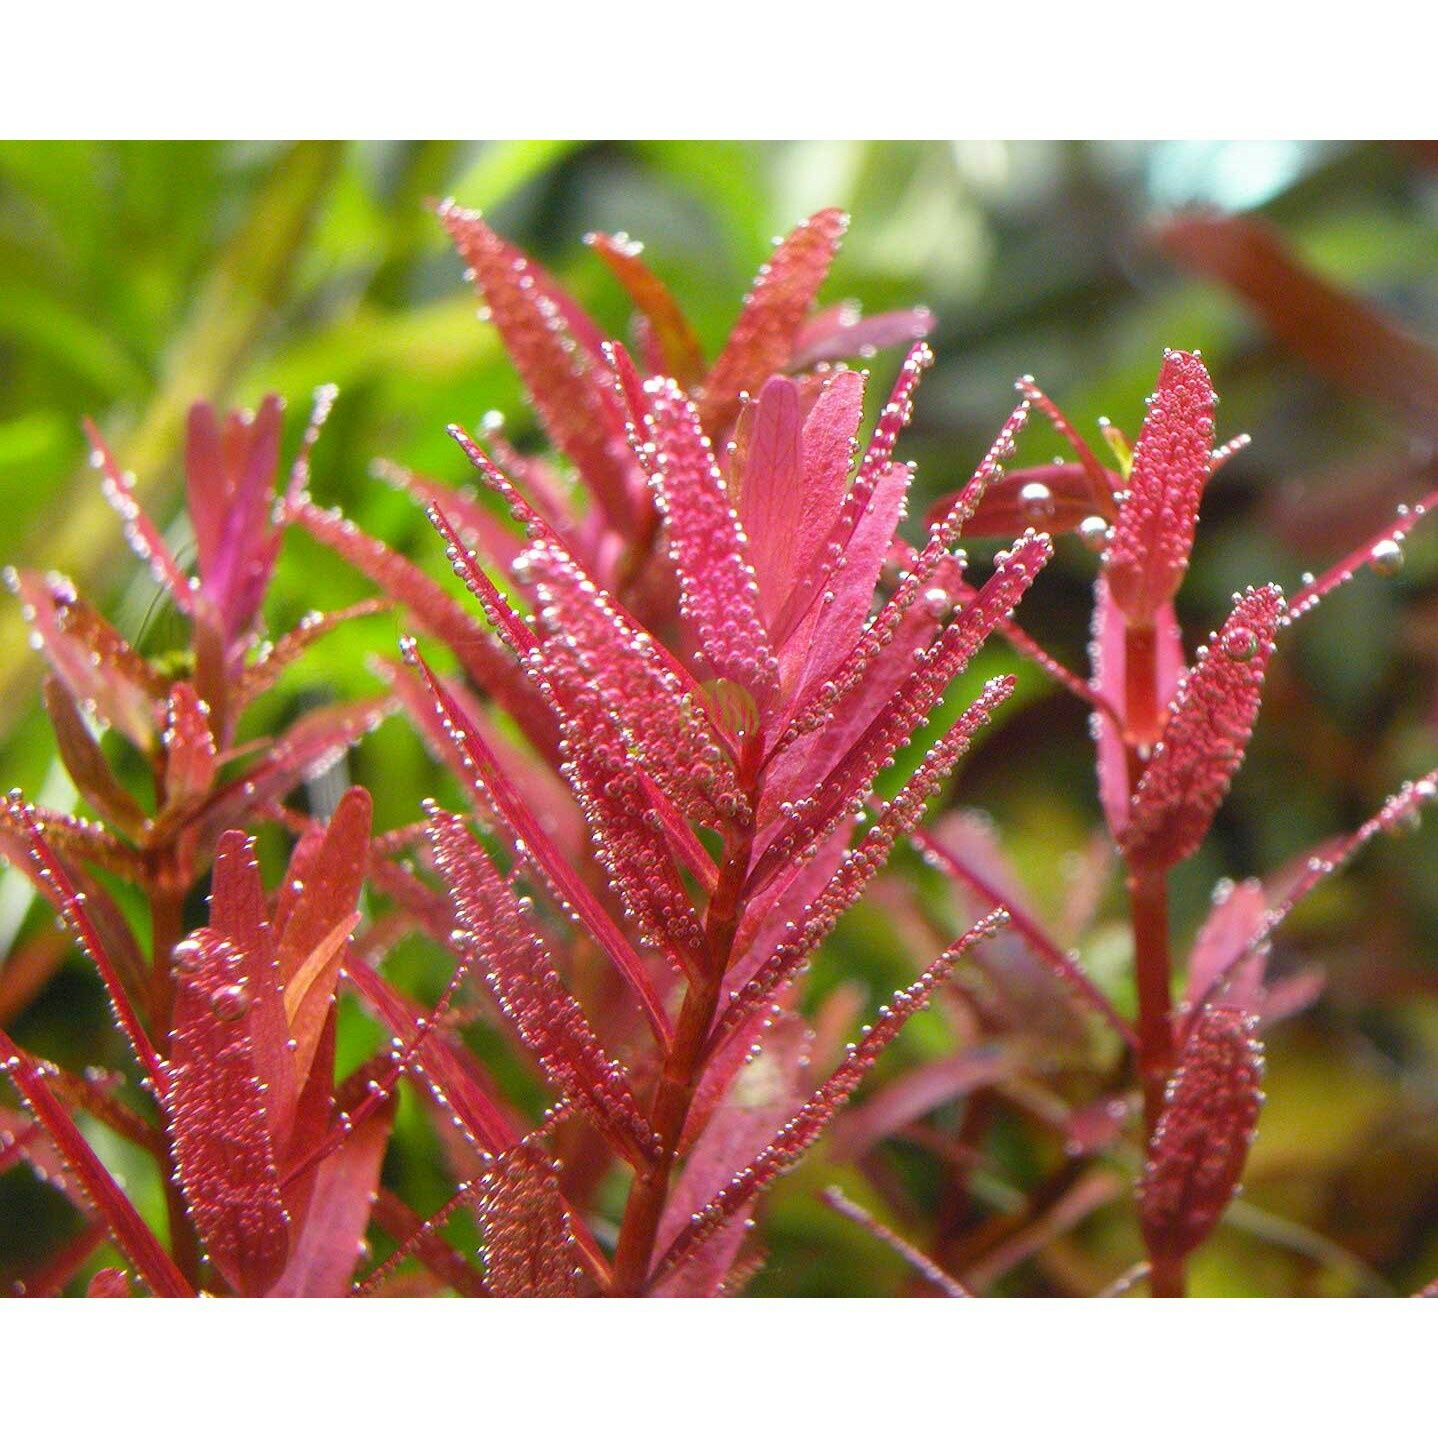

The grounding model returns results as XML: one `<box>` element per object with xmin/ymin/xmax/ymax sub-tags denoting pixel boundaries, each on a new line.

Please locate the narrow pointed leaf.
<box><xmin>1104</xmin><ymin>350</ymin><xmax>1216</xmax><ymax>622</ymax></box>
<box><xmin>698</xmin><ymin>208</ymin><xmax>849</xmax><ymax>434</ymax></box>
<box><xmin>1138</xmin><ymin>1005</ymin><xmax>1264</xmax><ymax>1264</ymax></box>
<box><xmin>0</xmin><ymin>1030</ymin><xmax>191</xmax><ymax>1297</ymax></box>
<box><xmin>657</xmin><ymin>910</ymin><xmax>1006</xmax><ymax>1284</ymax></box>
<box><xmin>1121</xmin><ymin>584</ymin><xmax>1285</xmax><ymax>869</ymax></box>
<box><xmin>472</xmin><ymin>1139</ymin><xmax>582</xmax><ymax>1297</ymax></box>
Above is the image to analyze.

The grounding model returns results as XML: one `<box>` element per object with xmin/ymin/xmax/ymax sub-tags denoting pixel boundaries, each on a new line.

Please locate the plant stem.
<box><xmin>1122</xmin><ymin>619</ymin><xmax>1184</xmax><ymax>1296</ymax></box>
<box><xmin>611</xmin><ymin>817</ymin><xmax>754</xmax><ymax>1296</ymax></box>
<box><xmin>1128</xmin><ymin>864</ymin><xmax>1173</xmax><ymax>1141</ymax></box>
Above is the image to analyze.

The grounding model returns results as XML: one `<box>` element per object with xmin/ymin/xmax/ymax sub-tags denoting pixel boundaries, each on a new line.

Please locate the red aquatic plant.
<box><xmin>2</xmin><ymin>205</ymin><xmax>1435</xmax><ymax>1298</ymax></box>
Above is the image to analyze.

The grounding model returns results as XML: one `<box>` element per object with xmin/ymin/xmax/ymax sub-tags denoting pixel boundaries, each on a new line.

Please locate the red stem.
<box><xmin>611</xmin><ymin>746</ymin><xmax>758</xmax><ymax>1296</ymax></box>
<box><xmin>1122</xmin><ymin>620</ymin><xmax>1184</xmax><ymax>1298</ymax></box>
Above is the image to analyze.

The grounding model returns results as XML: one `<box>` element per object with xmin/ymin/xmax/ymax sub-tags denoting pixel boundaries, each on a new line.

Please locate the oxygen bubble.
<box><xmin>1222</xmin><ymin>626</ymin><xmax>1260</xmax><ymax>662</ymax></box>
<box><xmin>1369</xmin><ymin>538</ymin><xmax>1404</xmax><ymax>576</ymax></box>
<box><xmin>1078</xmin><ymin>515</ymin><xmax>1110</xmax><ymax>553</ymax></box>
<box><xmin>210</xmin><ymin>984</ymin><xmax>250</xmax><ymax>1021</ymax></box>
<box><xmin>1018</xmin><ymin>480</ymin><xmax>1055</xmax><ymax>524</ymax></box>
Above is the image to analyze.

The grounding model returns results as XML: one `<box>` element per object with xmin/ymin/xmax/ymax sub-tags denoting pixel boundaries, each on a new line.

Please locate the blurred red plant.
<box><xmin>2</xmin><ymin>204</ymin><xmax>1435</xmax><ymax>1297</ymax></box>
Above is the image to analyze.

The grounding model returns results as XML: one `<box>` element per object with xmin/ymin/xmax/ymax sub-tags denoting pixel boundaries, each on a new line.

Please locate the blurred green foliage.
<box><xmin>3</xmin><ymin>141</ymin><xmax>1437</xmax><ymax>1295</ymax></box>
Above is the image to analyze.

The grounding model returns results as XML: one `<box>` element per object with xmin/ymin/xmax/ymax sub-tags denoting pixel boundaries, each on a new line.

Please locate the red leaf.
<box><xmin>1120</xmin><ymin>584</ymin><xmax>1285</xmax><ymax>870</ymax></box>
<box><xmin>185</xmin><ymin>394</ymin><xmax>284</xmax><ymax>645</ymax></box>
<box><xmin>86</xmin><ymin>1268</ymin><xmax>132</xmax><ymax>1297</ymax></box>
<box><xmin>160</xmin><ymin>682</ymin><xmax>217</xmax><ymax>817</ymax></box>
<box><xmin>1156</xmin><ymin>210</ymin><xmax>1438</xmax><ymax>438</ymax></box>
<box><xmin>7</xmin><ymin>569</ymin><xmax>165</xmax><ymax>752</ymax></box>
<box><xmin>344</xmin><ymin>957</ymin><xmax>517</xmax><ymax>1157</ymax></box>
<box><xmin>644</xmin><ymin>376</ymin><xmax>780</xmax><ymax>704</ymax></box>
<box><xmin>655</xmin><ymin>909</ymin><xmax>1007</xmax><ymax>1285</ymax></box>
<box><xmin>537</xmin><ymin>633</ymin><xmax>708</xmax><ymax>978</ymax></box>
<box><xmin>209</xmin><ymin>830</ymin><xmax>299</xmax><ymax>1149</ymax></box>
<box><xmin>238</xmin><ymin>598</ymin><xmax>391</xmax><ymax>706</ymax></box>
<box><xmin>1138</xmin><ymin>1005</ymin><xmax>1264</xmax><ymax>1264</ymax></box>
<box><xmin>586</xmin><ymin>230</ymin><xmax>706</xmax><ymax>387</ymax></box>
<box><xmin>471</xmin><ymin>1140</ymin><xmax>582</xmax><ymax>1297</ymax></box>
<box><xmin>717</xmin><ymin>678</ymin><xmax>1017</xmax><ymax>1052</ymax></box>
<box><xmin>947</xmin><ymin>461</ymin><xmax>1119</xmax><ymax>539</ymax></box>
<box><xmin>1104</xmin><ymin>350</ymin><xmax>1216</xmax><ymax>623</ymax></box>
<box><xmin>427</xmin><ymin>810</ymin><xmax>657</xmax><ymax>1166</ymax></box>
<box><xmin>197</xmin><ymin>694</ymin><xmax>393</xmax><ymax>843</ymax></box>
<box><xmin>440</xmin><ymin>203</ymin><xmax>640</xmax><ymax>531</ymax></box>
<box><xmin>272</xmin><ymin>787</ymin><xmax>371</xmax><ymax>1087</ymax></box>
<box><xmin>41</xmin><ymin>676</ymin><xmax>147</xmax><ymax>836</ymax></box>
<box><xmin>698</xmin><ymin>208</ymin><xmax>849</xmax><ymax>434</ymax></box>
<box><xmin>1089</xmin><ymin>576</ymin><xmax>1186</xmax><ymax>837</ymax></box>
<box><xmin>270</xmin><ymin>1100</ymin><xmax>392</xmax><ymax>1297</ymax></box>
<box><xmin>84</xmin><ymin>420</ymin><xmax>195</xmax><ymax>614</ymax></box>
<box><xmin>750</xmin><ymin>531</ymin><xmax>1050</xmax><ymax>889</ymax></box>
<box><xmin>288</xmin><ymin>498</ymin><xmax>553</xmax><ymax>743</ymax></box>
<box><xmin>0</xmin><ymin>792</ymin><xmax>166</xmax><ymax>1093</ymax></box>
<box><xmin>0</xmin><ymin>1031</ymin><xmax>191</xmax><ymax>1296</ymax></box>
<box><xmin>166</xmin><ymin>927</ymin><xmax>291</xmax><ymax>1295</ymax></box>
<box><xmin>654</xmin><ymin>1015</ymin><xmax>811</xmax><ymax>1297</ymax></box>
<box><xmin>409</xmin><ymin>652</ymin><xmax>672</xmax><ymax>1044</ymax></box>
<box><xmin>791</xmin><ymin>302</ymin><xmax>934</xmax><ymax>368</ymax></box>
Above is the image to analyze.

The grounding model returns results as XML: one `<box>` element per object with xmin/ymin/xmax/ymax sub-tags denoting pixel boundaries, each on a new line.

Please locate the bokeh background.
<box><xmin>2</xmin><ymin>140</ymin><xmax>1437</xmax><ymax>1294</ymax></box>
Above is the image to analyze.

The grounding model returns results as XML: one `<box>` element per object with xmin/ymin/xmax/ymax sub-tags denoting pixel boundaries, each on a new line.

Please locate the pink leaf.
<box><xmin>0</xmin><ymin>1030</ymin><xmax>191</xmax><ymax>1297</ymax></box>
<box><xmin>655</xmin><ymin>909</ymin><xmax>1008</xmax><ymax>1284</ymax></box>
<box><xmin>427</xmin><ymin>809</ymin><xmax>658</xmax><ymax>1166</ymax></box>
<box><xmin>1138</xmin><ymin>1005</ymin><xmax>1264</xmax><ymax>1264</ymax></box>
<box><xmin>698</xmin><ymin>208</ymin><xmax>849</xmax><ymax>434</ymax></box>
<box><xmin>1120</xmin><ymin>584</ymin><xmax>1286</xmax><ymax>870</ymax></box>
<box><xmin>471</xmin><ymin>1139</ymin><xmax>582</xmax><ymax>1297</ymax></box>
<box><xmin>440</xmin><ymin>203</ymin><xmax>640</xmax><ymax>531</ymax></box>
<box><xmin>644</xmin><ymin>376</ymin><xmax>780</xmax><ymax>704</ymax></box>
<box><xmin>165</xmin><ymin>927</ymin><xmax>291</xmax><ymax>1295</ymax></box>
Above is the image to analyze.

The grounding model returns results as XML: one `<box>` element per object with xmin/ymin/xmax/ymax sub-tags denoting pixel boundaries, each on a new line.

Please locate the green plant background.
<box><xmin>2</xmin><ymin>140</ymin><xmax>1437</xmax><ymax>1295</ymax></box>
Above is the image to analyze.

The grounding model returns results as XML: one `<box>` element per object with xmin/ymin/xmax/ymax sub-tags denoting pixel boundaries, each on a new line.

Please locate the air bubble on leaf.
<box><xmin>1368</xmin><ymin>538</ymin><xmax>1404</xmax><ymax>576</ymax></box>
